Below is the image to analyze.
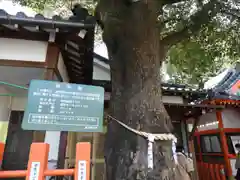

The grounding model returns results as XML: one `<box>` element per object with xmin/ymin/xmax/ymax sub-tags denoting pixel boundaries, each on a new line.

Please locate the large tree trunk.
<box><xmin>98</xmin><ymin>1</ymin><xmax>174</xmax><ymax>180</ymax></box>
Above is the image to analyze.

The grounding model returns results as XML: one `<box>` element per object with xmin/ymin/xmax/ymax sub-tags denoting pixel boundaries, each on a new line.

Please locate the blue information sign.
<box><xmin>22</xmin><ymin>80</ymin><xmax>104</xmax><ymax>132</ymax></box>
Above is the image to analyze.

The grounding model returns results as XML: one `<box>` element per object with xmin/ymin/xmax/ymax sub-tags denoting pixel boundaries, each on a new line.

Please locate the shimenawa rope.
<box><xmin>105</xmin><ymin>113</ymin><xmax>177</xmax><ymax>142</ymax></box>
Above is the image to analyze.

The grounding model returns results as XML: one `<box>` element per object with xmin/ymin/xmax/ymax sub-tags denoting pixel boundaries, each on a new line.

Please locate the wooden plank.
<box><xmin>45</xmin><ymin>43</ymin><xmax>60</xmax><ymax>69</ymax></box>
<box><xmin>33</xmin><ymin>43</ymin><xmax>60</xmax><ymax>142</ymax></box>
<box><xmin>0</xmin><ymin>60</ymin><xmax>45</xmax><ymax>68</ymax></box>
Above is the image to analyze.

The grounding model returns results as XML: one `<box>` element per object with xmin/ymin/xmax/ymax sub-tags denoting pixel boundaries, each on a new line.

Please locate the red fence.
<box><xmin>0</xmin><ymin>143</ymin><xmax>4</xmax><ymax>167</ymax></box>
<box><xmin>0</xmin><ymin>142</ymin><xmax>91</xmax><ymax>180</ymax></box>
<box><xmin>197</xmin><ymin>162</ymin><xmax>226</xmax><ymax>180</ymax></box>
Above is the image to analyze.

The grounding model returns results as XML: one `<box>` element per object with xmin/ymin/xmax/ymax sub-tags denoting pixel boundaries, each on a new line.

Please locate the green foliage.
<box><xmin>12</xmin><ymin>0</ymin><xmax>240</xmax><ymax>86</ymax></box>
<box><xmin>167</xmin><ymin>21</ymin><xmax>240</xmax><ymax>86</ymax></box>
<box><xmin>13</xmin><ymin>0</ymin><xmax>95</xmax><ymax>15</ymax></box>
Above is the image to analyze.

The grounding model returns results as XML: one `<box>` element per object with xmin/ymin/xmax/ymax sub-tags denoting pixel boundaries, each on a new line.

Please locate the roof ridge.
<box><xmin>0</xmin><ymin>7</ymin><xmax>96</xmax><ymax>27</ymax></box>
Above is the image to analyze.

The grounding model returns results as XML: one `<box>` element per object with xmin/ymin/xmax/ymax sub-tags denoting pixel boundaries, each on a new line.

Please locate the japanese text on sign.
<box><xmin>78</xmin><ymin>161</ymin><xmax>87</xmax><ymax>180</ymax></box>
<box><xmin>29</xmin><ymin>162</ymin><xmax>40</xmax><ymax>180</ymax></box>
<box><xmin>22</xmin><ymin>80</ymin><xmax>104</xmax><ymax>132</ymax></box>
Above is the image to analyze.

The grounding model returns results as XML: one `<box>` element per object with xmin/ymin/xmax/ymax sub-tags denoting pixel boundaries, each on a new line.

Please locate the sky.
<box><xmin>0</xmin><ymin>0</ymin><xmax>109</xmax><ymax>58</ymax></box>
<box><xmin>0</xmin><ymin>0</ymin><xmax>36</xmax><ymax>16</ymax></box>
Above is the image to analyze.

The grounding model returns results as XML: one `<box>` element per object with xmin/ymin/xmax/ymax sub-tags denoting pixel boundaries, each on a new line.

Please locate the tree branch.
<box><xmin>160</xmin><ymin>0</ymin><xmax>220</xmax><ymax>47</ymax></box>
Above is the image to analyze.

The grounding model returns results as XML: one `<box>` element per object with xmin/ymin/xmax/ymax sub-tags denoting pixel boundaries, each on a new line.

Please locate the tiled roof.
<box><xmin>161</xmin><ymin>83</ymin><xmax>207</xmax><ymax>94</ymax></box>
<box><xmin>208</xmin><ymin>63</ymin><xmax>240</xmax><ymax>101</ymax></box>
<box><xmin>0</xmin><ymin>8</ymin><xmax>95</xmax><ymax>31</ymax></box>
<box><xmin>0</xmin><ymin>6</ymin><xmax>96</xmax><ymax>84</ymax></box>
<box><xmin>93</xmin><ymin>55</ymin><xmax>240</xmax><ymax>107</ymax></box>
<box><xmin>92</xmin><ymin>80</ymin><xmax>209</xmax><ymax>103</ymax></box>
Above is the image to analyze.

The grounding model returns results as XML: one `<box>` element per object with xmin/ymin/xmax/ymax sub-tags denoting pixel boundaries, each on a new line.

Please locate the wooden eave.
<box><xmin>93</xmin><ymin>79</ymin><xmax>209</xmax><ymax>103</ymax></box>
<box><xmin>0</xmin><ymin>9</ymin><xmax>95</xmax><ymax>84</ymax></box>
<box><xmin>202</xmin><ymin>99</ymin><xmax>240</xmax><ymax>107</ymax></box>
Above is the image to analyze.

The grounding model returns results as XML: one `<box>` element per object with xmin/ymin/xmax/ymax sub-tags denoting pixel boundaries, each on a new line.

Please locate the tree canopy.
<box><xmin>167</xmin><ymin>21</ymin><xmax>240</xmax><ymax>86</ymax></box>
<box><xmin>14</xmin><ymin>0</ymin><xmax>240</xmax><ymax>85</ymax></box>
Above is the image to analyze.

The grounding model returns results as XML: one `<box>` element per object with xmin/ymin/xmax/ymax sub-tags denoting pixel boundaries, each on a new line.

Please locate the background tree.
<box><xmin>14</xmin><ymin>0</ymin><xmax>240</xmax><ymax>85</ymax></box>
<box><xmin>167</xmin><ymin>21</ymin><xmax>240</xmax><ymax>86</ymax></box>
<box><xmin>14</xmin><ymin>0</ymin><xmax>240</xmax><ymax>179</ymax></box>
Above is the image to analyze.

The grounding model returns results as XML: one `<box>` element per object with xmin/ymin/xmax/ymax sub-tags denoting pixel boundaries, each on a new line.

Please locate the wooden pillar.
<box><xmin>181</xmin><ymin>120</ymin><xmax>188</xmax><ymax>153</ymax></box>
<box><xmin>66</xmin><ymin>132</ymin><xmax>77</xmax><ymax>168</ymax></box>
<box><xmin>33</xmin><ymin>43</ymin><xmax>60</xmax><ymax>142</ymax></box>
<box><xmin>91</xmin><ymin>133</ymin><xmax>99</xmax><ymax>180</ymax></box>
<box><xmin>216</xmin><ymin>110</ymin><xmax>232</xmax><ymax>178</ymax></box>
<box><xmin>190</xmin><ymin>139</ymin><xmax>199</xmax><ymax>180</ymax></box>
<box><xmin>188</xmin><ymin>117</ymin><xmax>200</xmax><ymax>180</ymax></box>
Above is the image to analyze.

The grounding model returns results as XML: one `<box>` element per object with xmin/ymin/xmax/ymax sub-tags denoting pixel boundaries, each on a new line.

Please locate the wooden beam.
<box><xmin>43</xmin><ymin>68</ymin><xmax>55</xmax><ymax>80</ymax></box>
<box><xmin>91</xmin><ymin>133</ymin><xmax>99</xmax><ymax>180</ymax></box>
<box><xmin>45</xmin><ymin>43</ymin><xmax>60</xmax><ymax>69</ymax></box>
<box><xmin>82</xmin><ymin>29</ymin><xmax>94</xmax><ymax>85</ymax></box>
<box><xmin>44</xmin><ymin>43</ymin><xmax>69</xmax><ymax>170</ymax></box>
<box><xmin>189</xmin><ymin>139</ymin><xmax>200</xmax><ymax>180</ymax></box>
<box><xmin>33</xmin><ymin>43</ymin><xmax>60</xmax><ymax>142</ymax></box>
<box><xmin>0</xmin><ymin>59</ymin><xmax>46</xmax><ymax>68</ymax></box>
<box><xmin>54</xmin><ymin>68</ymin><xmax>63</xmax><ymax>82</ymax></box>
<box><xmin>0</xmin><ymin>25</ymin><xmax>49</xmax><ymax>41</ymax></box>
<box><xmin>65</xmin><ymin>60</ymin><xmax>83</xmax><ymax>69</ymax></box>
<box><xmin>217</xmin><ymin>111</ymin><xmax>233</xmax><ymax>178</ymax></box>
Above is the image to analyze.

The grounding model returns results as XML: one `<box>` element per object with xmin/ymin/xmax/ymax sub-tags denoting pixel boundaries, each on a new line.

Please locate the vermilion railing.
<box><xmin>197</xmin><ymin>162</ymin><xmax>226</xmax><ymax>180</ymax></box>
<box><xmin>0</xmin><ymin>142</ymin><xmax>91</xmax><ymax>180</ymax></box>
<box><xmin>0</xmin><ymin>143</ymin><xmax>4</xmax><ymax>167</ymax></box>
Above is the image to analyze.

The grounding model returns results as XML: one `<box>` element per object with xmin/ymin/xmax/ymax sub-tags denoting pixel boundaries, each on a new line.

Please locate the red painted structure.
<box><xmin>194</xmin><ymin>100</ymin><xmax>240</xmax><ymax>179</ymax></box>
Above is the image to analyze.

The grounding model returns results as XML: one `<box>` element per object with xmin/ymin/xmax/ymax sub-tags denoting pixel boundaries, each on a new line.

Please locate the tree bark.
<box><xmin>98</xmin><ymin>1</ymin><xmax>174</xmax><ymax>180</ymax></box>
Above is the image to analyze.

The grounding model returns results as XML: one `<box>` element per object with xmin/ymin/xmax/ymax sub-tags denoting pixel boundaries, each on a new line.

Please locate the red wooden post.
<box><xmin>215</xmin><ymin>164</ymin><xmax>221</xmax><ymax>180</ymax></box>
<box><xmin>196</xmin><ymin>135</ymin><xmax>203</xmax><ymax>162</ymax></box>
<box><xmin>209</xmin><ymin>164</ymin><xmax>215</xmax><ymax>179</ymax></box>
<box><xmin>204</xmin><ymin>163</ymin><xmax>209</xmax><ymax>180</ymax></box>
<box><xmin>197</xmin><ymin>162</ymin><xmax>201</xmax><ymax>180</ymax></box>
<box><xmin>26</xmin><ymin>143</ymin><xmax>49</xmax><ymax>180</ymax></box>
<box><xmin>0</xmin><ymin>143</ymin><xmax>4</xmax><ymax>167</ymax></box>
<box><xmin>216</xmin><ymin>111</ymin><xmax>232</xmax><ymax>179</ymax></box>
<box><xmin>199</xmin><ymin>162</ymin><xmax>203</xmax><ymax>180</ymax></box>
<box><xmin>74</xmin><ymin>142</ymin><xmax>91</xmax><ymax>180</ymax></box>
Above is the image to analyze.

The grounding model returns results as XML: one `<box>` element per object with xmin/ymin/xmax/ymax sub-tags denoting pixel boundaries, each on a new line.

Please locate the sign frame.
<box><xmin>22</xmin><ymin>80</ymin><xmax>104</xmax><ymax>132</ymax></box>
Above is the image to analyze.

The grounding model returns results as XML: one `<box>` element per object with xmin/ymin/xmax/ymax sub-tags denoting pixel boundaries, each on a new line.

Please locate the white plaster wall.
<box><xmin>222</xmin><ymin>109</ymin><xmax>240</xmax><ymax>128</ymax></box>
<box><xmin>196</xmin><ymin>109</ymin><xmax>240</xmax><ymax>131</ymax></box>
<box><xmin>231</xmin><ymin>158</ymin><xmax>237</xmax><ymax>176</ymax></box>
<box><xmin>162</xmin><ymin>96</ymin><xmax>183</xmax><ymax>104</ymax></box>
<box><xmin>197</xmin><ymin>112</ymin><xmax>219</xmax><ymax>131</ymax></box>
<box><xmin>0</xmin><ymin>87</ymin><xmax>11</xmax><ymax>143</ymax></box>
<box><xmin>58</xmin><ymin>53</ymin><xmax>69</xmax><ymax>82</ymax></box>
<box><xmin>44</xmin><ymin>131</ymin><xmax>60</xmax><ymax>170</ymax></box>
<box><xmin>11</xmin><ymin>97</ymin><xmax>27</xmax><ymax>111</ymax></box>
<box><xmin>93</xmin><ymin>65</ymin><xmax>110</xmax><ymax>81</ymax></box>
<box><xmin>0</xmin><ymin>87</ymin><xmax>10</xmax><ymax>121</ymax></box>
<box><xmin>0</xmin><ymin>38</ymin><xmax>47</xmax><ymax>62</ymax></box>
